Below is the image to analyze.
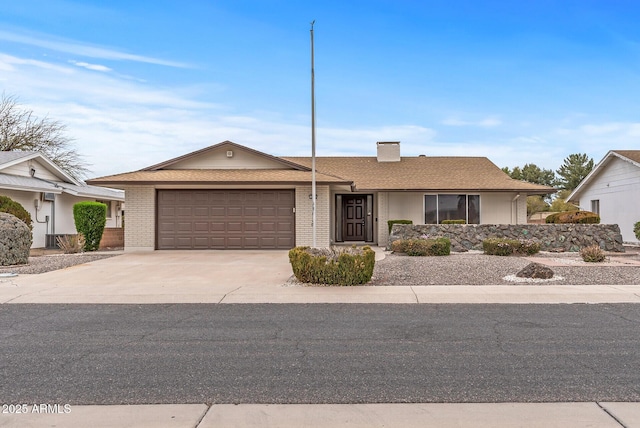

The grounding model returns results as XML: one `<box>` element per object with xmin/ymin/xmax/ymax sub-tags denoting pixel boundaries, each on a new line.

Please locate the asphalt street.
<box><xmin>0</xmin><ymin>303</ymin><xmax>639</xmax><ymax>405</ymax></box>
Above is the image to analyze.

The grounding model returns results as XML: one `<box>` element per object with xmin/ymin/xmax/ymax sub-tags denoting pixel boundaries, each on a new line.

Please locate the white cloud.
<box><xmin>69</xmin><ymin>60</ymin><xmax>112</xmax><ymax>72</ymax></box>
<box><xmin>0</xmin><ymin>30</ymin><xmax>189</xmax><ymax>68</ymax></box>
<box><xmin>1</xmin><ymin>49</ymin><xmax>448</xmax><ymax>177</ymax></box>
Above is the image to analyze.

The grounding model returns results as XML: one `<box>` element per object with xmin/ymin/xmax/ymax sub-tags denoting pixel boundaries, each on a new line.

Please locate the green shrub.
<box><xmin>545</xmin><ymin>212</ymin><xmax>562</xmax><ymax>224</ymax></box>
<box><xmin>546</xmin><ymin>210</ymin><xmax>600</xmax><ymax>224</ymax></box>
<box><xmin>483</xmin><ymin>238</ymin><xmax>540</xmax><ymax>256</ymax></box>
<box><xmin>388</xmin><ymin>219</ymin><xmax>413</xmax><ymax>234</ymax></box>
<box><xmin>0</xmin><ymin>195</ymin><xmax>32</xmax><ymax>230</ymax></box>
<box><xmin>390</xmin><ymin>237</ymin><xmax>451</xmax><ymax>256</ymax></box>
<box><xmin>442</xmin><ymin>219</ymin><xmax>466</xmax><ymax>224</ymax></box>
<box><xmin>580</xmin><ymin>244</ymin><xmax>606</xmax><ymax>263</ymax></box>
<box><xmin>73</xmin><ymin>201</ymin><xmax>107</xmax><ymax>251</ymax></box>
<box><xmin>634</xmin><ymin>221</ymin><xmax>640</xmax><ymax>240</ymax></box>
<box><xmin>288</xmin><ymin>246</ymin><xmax>375</xmax><ymax>285</ymax></box>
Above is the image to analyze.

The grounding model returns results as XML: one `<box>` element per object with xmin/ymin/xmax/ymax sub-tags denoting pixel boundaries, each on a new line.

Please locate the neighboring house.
<box><xmin>0</xmin><ymin>151</ymin><xmax>125</xmax><ymax>248</ymax></box>
<box><xmin>87</xmin><ymin>140</ymin><xmax>553</xmax><ymax>251</ymax></box>
<box><xmin>568</xmin><ymin>150</ymin><xmax>640</xmax><ymax>244</ymax></box>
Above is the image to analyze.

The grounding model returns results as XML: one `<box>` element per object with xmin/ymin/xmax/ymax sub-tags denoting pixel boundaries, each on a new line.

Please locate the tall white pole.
<box><xmin>310</xmin><ymin>20</ymin><xmax>317</xmax><ymax>248</ymax></box>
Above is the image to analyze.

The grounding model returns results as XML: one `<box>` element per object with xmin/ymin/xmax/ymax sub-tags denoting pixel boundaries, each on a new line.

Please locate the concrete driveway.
<box><xmin>1</xmin><ymin>251</ymin><xmax>294</xmax><ymax>304</ymax></box>
<box><xmin>2</xmin><ymin>250</ymin><xmax>640</xmax><ymax>304</ymax></box>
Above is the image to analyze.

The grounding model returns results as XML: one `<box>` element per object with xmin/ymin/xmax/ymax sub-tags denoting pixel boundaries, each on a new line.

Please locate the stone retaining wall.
<box><xmin>388</xmin><ymin>224</ymin><xmax>625</xmax><ymax>252</ymax></box>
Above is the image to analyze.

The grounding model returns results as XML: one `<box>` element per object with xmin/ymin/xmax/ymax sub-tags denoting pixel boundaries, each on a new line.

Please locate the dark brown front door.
<box><xmin>343</xmin><ymin>195</ymin><xmax>366</xmax><ymax>241</ymax></box>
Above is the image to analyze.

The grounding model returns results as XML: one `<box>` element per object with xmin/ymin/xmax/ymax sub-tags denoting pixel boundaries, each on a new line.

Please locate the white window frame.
<box><xmin>97</xmin><ymin>200</ymin><xmax>112</xmax><ymax>219</ymax></box>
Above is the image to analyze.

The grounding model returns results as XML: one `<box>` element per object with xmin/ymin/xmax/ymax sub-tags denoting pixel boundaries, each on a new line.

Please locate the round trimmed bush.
<box><xmin>0</xmin><ymin>196</ymin><xmax>32</xmax><ymax>230</ymax></box>
<box><xmin>289</xmin><ymin>246</ymin><xmax>375</xmax><ymax>285</ymax></box>
<box><xmin>0</xmin><ymin>212</ymin><xmax>32</xmax><ymax>266</ymax></box>
<box><xmin>546</xmin><ymin>210</ymin><xmax>600</xmax><ymax>224</ymax></box>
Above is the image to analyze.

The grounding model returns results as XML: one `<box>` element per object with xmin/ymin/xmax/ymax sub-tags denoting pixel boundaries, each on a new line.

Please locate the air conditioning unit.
<box><xmin>42</xmin><ymin>192</ymin><xmax>56</xmax><ymax>201</ymax></box>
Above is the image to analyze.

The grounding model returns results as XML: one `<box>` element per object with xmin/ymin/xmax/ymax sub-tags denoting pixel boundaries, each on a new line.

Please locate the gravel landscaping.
<box><xmin>371</xmin><ymin>251</ymin><xmax>640</xmax><ymax>286</ymax></box>
<box><xmin>0</xmin><ymin>253</ymin><xmax>119</xmax><ymax>275</ymax></box>
<box><xmin>2</xmin><ymin>248</ymin><xmax>639</xmax><ymax>286</ymax></box>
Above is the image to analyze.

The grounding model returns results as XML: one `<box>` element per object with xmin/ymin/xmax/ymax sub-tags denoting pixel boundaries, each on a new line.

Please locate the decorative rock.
<box><xmin>516</xmin><ymin>262</ymin><xmax>554</xmax><ymax>279</ymax></box>
<box><xmin>0</xmin><ymin>212</ymin><xmax>32</xmax><ymax>266</ymax></box>
<box><xmin>388</xmin><ymin>224</ymin><xmax>625</xmax><ymax>253</ymax></box>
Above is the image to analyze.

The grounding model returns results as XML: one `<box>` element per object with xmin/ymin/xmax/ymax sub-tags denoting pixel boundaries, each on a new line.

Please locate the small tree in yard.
<box><xmin>73</xmin><ymin>202</ymin><xmax>106</xmax><ymax>251</ymax></box>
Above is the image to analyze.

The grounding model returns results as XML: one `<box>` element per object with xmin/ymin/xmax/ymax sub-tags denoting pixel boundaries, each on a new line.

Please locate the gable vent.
<box><xmin>226</xmin><ymin>150</ymin><xmax>234</xmax><ymax>158</ymax></box>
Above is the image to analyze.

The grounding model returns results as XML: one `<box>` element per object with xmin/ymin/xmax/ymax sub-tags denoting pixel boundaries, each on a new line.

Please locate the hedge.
<box><xmin>388</xmin><ymin>219</ymin><xmax>413</xmax><ymax>233</ymax></box>
<box><xmin>482</xmin><ymin>238</ymin><xmax>540</xmax><ymax>256</ymax></box>
<box><xmin>442</xmin><ymin>219</ymin><xmax>466</xmax><ymax>224</ymax></box>
<box><xmin>73</xmin><ymin>201</ymin><xmax>107</xmax><ymax>251</ymax></box>
<box><xmin>0</xmin><ymin>196</ymin><xmax>32</xmax><ymax>230</ymax></box>
<box><xmin>391</xmin><ymin>237</ymin><xmax>451</xmax><ymax>256</ymax></box>
<box><xmin>634</xmin><ymin>221</ymin><xmax>640</xmax><ymax>240</ymax></box>
<box><xmin>546</xmin><ymin>210</ymin><xmax>600</xmax><ymax>224</ymax></box>
<box><xmin>288</xmin><ymin>246</ymin><xmax>375</xmax><ymax>285</ymax></box>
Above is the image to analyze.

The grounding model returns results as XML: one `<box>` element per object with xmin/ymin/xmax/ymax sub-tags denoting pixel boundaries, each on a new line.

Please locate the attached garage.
<box><xmin>157</xmin><ymin>189</ymin><xmax>295</xmax><ymax>249</ymax></box>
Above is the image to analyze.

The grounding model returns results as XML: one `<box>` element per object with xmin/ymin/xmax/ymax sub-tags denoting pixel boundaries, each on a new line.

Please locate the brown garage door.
<box><xmin>157</xmin><ymin>190</ymin><xmax>295</xmax><ymax>249</ymax></box>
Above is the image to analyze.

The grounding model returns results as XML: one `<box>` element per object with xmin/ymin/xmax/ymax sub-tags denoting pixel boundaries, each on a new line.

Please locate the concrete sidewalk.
<box><xmin>1</xmin><ymin>402</ymin><xmax>639</xmax><ymax>427</ymax></box>
<box><xmin>2</xmin><ymin>250</ymin><xmax>640</xmax><ymax>304</ymax></box>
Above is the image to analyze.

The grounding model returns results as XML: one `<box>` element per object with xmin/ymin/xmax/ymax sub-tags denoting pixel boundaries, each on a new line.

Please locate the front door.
<box><xmin>343</xmin><ymin>195</ymin><xmax>366</xmax><ymax>241</ymax></box>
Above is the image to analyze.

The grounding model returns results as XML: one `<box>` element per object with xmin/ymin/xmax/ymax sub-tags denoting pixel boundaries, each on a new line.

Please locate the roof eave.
<box><xmin>87</xmin><ymin>180</ymin><xmax>351</xmax><ymax>187</ymax></box>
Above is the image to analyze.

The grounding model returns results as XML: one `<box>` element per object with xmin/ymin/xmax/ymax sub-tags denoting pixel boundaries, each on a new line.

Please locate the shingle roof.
<box><xmin>0</xmin><ymin>151</ymin><xmax>38</xmax><ymax>164</ymax></box>
<box><xmin>0</xmin><ymin>174</ymin><xmax>124</xmax><ymax>200</ymax></box>
<box><xmin>86</xmin><ymin>141</ymin><xmax>554</xmax><ymax>194</ymax></box>
<box><xmin>612</xmin><ymin>150</ymin><xmax>640</xmax><ymax>165</ymax></box>
<box><xmin>283</xmin><ymin>156</ymin><xmax>554</xmax><ymax>193</ymax></box>
<box><xmin>87</xmin><ymin>169</ymin><xmax>350</xmax><ymax>186</ymax></box>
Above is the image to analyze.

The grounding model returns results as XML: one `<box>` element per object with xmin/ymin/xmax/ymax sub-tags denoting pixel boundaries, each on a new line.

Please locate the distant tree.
<box><xmin>0</xmin><ymin>93</ymin><xmax>88</xmax><ymax>180</ymax></box>
<box><xmin>549</xmin><ymin>189</ymin><xmax>578</xmax><ymax>212</ymax></box>
<box><xmin>503</xmin><ymin>163</ymin><xmax>555</xmax><ymax>187</ymax></box>
<box><xmin>503</xmin><ymin>163</ymin><xmax>556</xmax><ymax>208</ymax></box>
<box><xmin>556</xmin><ymin>153</ymin><xmax>594</xmax><ymax>191</ymax></box>
<box><xmin>527</xmin><ymin>195</ymin><xmax>549</xmax><ymax>216</ymax></box>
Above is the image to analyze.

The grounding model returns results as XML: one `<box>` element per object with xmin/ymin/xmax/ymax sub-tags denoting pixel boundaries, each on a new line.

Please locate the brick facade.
<box><xmin>295</xmin><ymin>185</ymin><xmax>330</xmax><ymax>247</ymax></box>
<box><xmin>376</xmin><ymin>191</ymin><xmax>389</xmax><ymax>247</ymax></box>
<box><xmin>123</xmin><ymin>186</ymin><xmax>155</xmax><ymax>251</ymax></box>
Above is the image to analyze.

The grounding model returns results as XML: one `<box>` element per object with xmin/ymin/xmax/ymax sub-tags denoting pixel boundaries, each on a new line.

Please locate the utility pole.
<box><xmin>310</xmin><ymin>20</ymin><xmax>317</xmax><ymax>248</ymax></box>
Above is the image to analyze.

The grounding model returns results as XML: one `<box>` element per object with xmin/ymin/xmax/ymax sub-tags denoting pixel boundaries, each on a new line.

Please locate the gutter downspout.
<box><xmin>512</xmin><ymin>193</ymin><xmax>521</xmax><ymax>224</ymax></box>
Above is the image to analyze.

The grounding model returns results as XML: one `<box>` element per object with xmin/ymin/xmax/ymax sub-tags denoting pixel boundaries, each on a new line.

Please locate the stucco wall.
<box><xmin>389</xmin><ymin>223</ymin><xmax>625</xmax><ymax>252</ymax></box>
<box><xmin>375</xmin><ymin>191</ymin><xmax>528</xmax><ymax>247</ymax></box>
<box><xmin>1</xmin><ymin>189</ymin><xmax>121</xmax><ymax>248</ymax></box>
<box><xmin>576</xmin><ymin>157</ymin><xmax>640</xmax><ymax>243</ymax></box>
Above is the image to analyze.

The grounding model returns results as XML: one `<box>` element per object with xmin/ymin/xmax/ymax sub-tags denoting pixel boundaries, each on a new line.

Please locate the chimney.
<box><xmin>376</xmin><ymin>141</ymin><xmax>401</xmax><ymax>162</ymax></box>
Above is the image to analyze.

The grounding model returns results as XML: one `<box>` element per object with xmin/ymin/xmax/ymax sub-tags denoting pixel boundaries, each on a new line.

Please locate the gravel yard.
<box><xmin>371</xmin><ymin>251</ymin><xmax>640</xmax><ymax>286</ymax></box>
<box><xmin>0</xmin><ymin>253</ymin><xmax>119</xmax><ymax>275</ymax></box>
<box><xmin>2</xmin><ymin>249</ymin><xmax>639</xmax><ymax>286</ymax></box>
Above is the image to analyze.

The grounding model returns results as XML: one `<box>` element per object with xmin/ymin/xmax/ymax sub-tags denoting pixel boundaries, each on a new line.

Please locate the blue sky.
<box><xmin>1</xmin><ymin>0</ymin><xmax>639</xmax><ymax>178</ymax></box>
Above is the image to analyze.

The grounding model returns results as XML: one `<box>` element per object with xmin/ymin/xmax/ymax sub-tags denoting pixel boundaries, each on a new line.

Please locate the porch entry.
<box><xmin>335</xmin><ymin>194</ymin><xmax>374</xmax><ymax>242</ymax></box>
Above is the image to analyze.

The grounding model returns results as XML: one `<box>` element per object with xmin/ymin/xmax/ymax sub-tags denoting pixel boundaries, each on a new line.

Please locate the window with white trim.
<box><xmin>97</xmin><ymin>200</ymin><xmax>112</xmax><ymax>219</ymax></box>
<box><xmin>424</xmin><ymin>194</ymin><xmax>480</xmax><ymax>224</ymax></box>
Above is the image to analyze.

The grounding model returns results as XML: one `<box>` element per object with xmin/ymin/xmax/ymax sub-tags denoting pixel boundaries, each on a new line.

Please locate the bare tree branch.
<box><xmin>0</xmin><ymin>93</ymin><xmax>90</xmax><ymax>181</ymax></box>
